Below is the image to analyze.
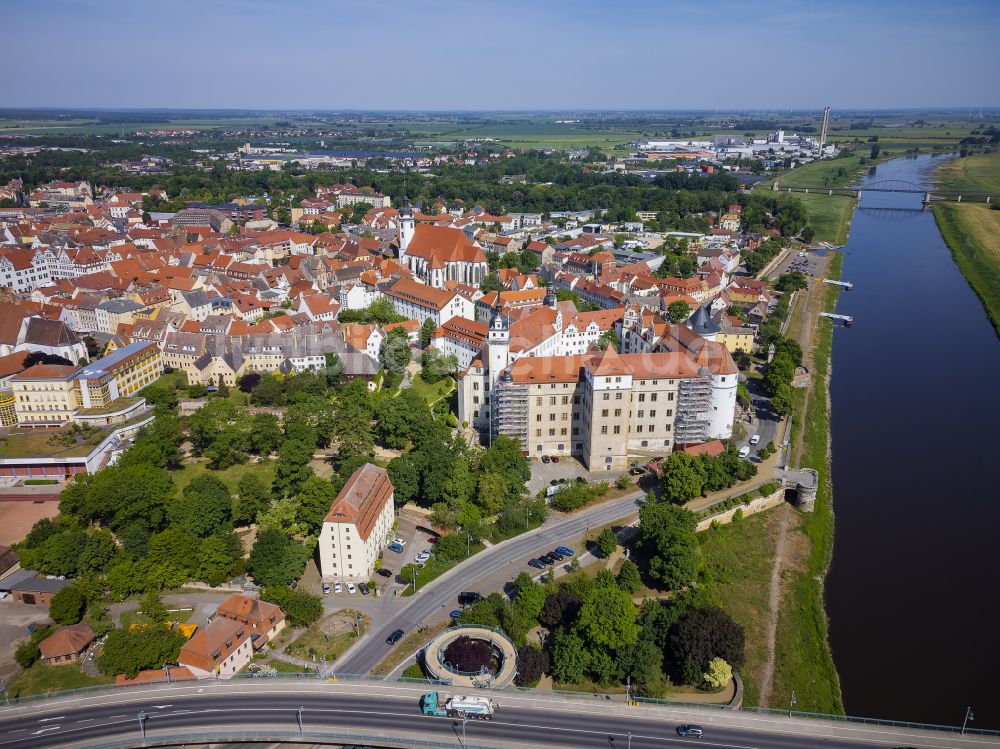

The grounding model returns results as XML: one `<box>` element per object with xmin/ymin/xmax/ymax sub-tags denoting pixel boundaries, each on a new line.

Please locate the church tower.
<box><xmin>398</xmin><ymin>196</ymin><xmax>415</xmax><ymax>264</ymax></box>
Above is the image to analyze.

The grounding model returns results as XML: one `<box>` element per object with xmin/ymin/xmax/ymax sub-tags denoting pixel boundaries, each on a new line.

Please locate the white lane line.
<box><xmin>38</xmin><ymin>716</ymin><xmax>64</xmax><ymax>722</ymax></box>
<box><xmin>6</xmin><ymin>730</ymin><xmax>25</xmax><ymax>734</ymax></box>
<box><xmin>76</xmin><ymin>718</ymin><xmax>94</xmax><ymax>723</ymax></box>
<box><xmin>108</xmin><ymin>715</ymin><xmax>126</xmax><ymax>719</ymax></box>
<box><xmin>152</xmin><ymin>704</ymin><xmax>172</xmax><ymax>709</ymax></box>
<box><xmin>31</xmin><ymin>726</ymin><xmax>60</xmax><ymax>735</ymax></box>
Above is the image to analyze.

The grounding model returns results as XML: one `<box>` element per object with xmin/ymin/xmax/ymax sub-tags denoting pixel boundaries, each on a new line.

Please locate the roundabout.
<box><xmin>421</xmin><ymin>624</ymin><xmax>519</xmax><ymax>688</ymax></box>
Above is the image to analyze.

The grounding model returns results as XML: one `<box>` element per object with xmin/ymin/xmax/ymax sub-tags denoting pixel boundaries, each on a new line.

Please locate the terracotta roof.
<box><xmin>677</xmin><ymin>440</ymin><xmax>726</xmax><ymax>457</ymax></box>
<box><xmin>386</xmin><ymin>278</ymin><xmax>459</xmax><ymax>311</ymax></box>
<box><xmin>39</xmin><ymin>623</ymin><xmax>95</xmax><ymax>659</ymax></box>
<box><xmin>11</xmin><ymin>364</ymin><xmax>78</xmax><ymax>380</ymax></box>
<box><xmin>214</xmin><ymin>594</ymin><xmax>284</xmax><ymax>629</ymax></box>
<box><xmin>403</xmin><ymin>224</ymin><xmax>485</xmax><ymax>264</ymax></box>
<box><xmin>179</xmin><ymin>617</ymin><xmax>249</xmax><ymax>673</ymax></box>
<box><xmin>323</xmin><ymin>463</ymin><xmax>393</xmax><ymax>542</ymax></box>
<box><xmin>115</xmin><ymin>667</ymin><xmax>196</xmax><ymax>687</ymax></box>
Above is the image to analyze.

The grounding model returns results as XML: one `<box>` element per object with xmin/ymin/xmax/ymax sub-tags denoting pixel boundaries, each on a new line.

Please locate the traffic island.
<box><xmin>421</xmin><ymin>625</ymin><xmax>518</xmax><ymax>688</ymax></box>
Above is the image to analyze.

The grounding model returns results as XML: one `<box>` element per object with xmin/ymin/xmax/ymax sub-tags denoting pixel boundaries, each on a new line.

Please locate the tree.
<box><xmin>196</xmin><ymin>532</ymin><xmax>242</xmax><ymax>586</ymax></box>
<box><xmin>637</xmin><ymin>502</ymin><xmax>699</xmax><ymax>591</ymax></box>
<box><xmin>387</xmin><ymin>453</ymin><xmax>420</xmax><ymax>506</ymax></box>
<box><xmin>800</xmin><ymin>226</ymin><xmax>815</xmax><ymax>244</ymax></box>
<box><xmin>870</xmin><ymin>143</ymin><xmax>881</xmax><ymax>160</ymax></box>
<box><xmin>72</xmin><ymin>464</ymin><xmax>174</xmax><ymax>535</ymax></box>
<box><xmin>420</xmin><ymin>317</ymin><xmax>437</xmax><ymax>347</ymax></box>
<box><xmin>540</xmin><ymin>590</ymin><xmax>581</xmax><ymax>629</ymax></box>
<box><xmin>667</xmin><ymin>300</ymin><xmax>692</xmax><ymax>323</ymax></box>
<box><xmin>616</xmin><ymin>638</ymin><xmax>663</xmax><ymax>688</ymax></box>
<box><xmin>771</xmin><ymin>382</ymin><xmax>794</xmax><ymax>416</ymax></box>
<box><xmin>380</xmin><ymin>327</ymin><xmax>411</xmax><ymax>373</ymax></box>
<box><xmin>597</xmin><ymin>329</ymin><xmax>619</xmax><ymax>350</ymax></box>
<box><xmin>577</xmin><ymin>585</ymin><xmax>639</xmax><ymax>650</ymax></box>
<box><xmin>443</xmin><ymin>635</ymin><xmax>494</xmax><ymax>672</ymax></box>
<box><xmin>513</xmin><ymin>572</ymin><xmax>546</xmax><ymax>622</ymax></box>
<box><xmin>666</xmin><ymin>607</ymin><xmax>745</xmax><ymax>686</ymax></box>
<box><xmin>235</xmin><ymin>474</ymin><xmax>271</xmax><ymax>526</ymax></box>
<box><xmin>297</xmin><ymin>475</ymin><xmax>337</xmax><ymax>533</ymax></box>
<box><xmin>261</xmin><ymin>586</ymin><xmax>323</xmax><ymax>627</ymax></box>
<box><xmin>334</xmin><ymin>380</ymin><xmax>374</xmax><ymax>463</ymax></box>
<box><xmin>169</xmin><ymin>474</ymin><xmax>232</xmax><ymax>537</ymax></box>
<box><xmin>272</xmin><ymin>439</ymin><xmax>315</xmax><ymax>498</ymax></box>
<box><xmin>49</xmin><ymin>585</ymin><xmax>86</xmax><ymax>625</ymax></box>
<box><xmin>238</xmin><ymin>372</ymin><xmax>261</xmax><ymax>392</ymax></box>
<box><xmin>22</xmin><ymin>351</ymin><xmax>73</xmax><ymax>367</ymax></box>
<box><xmin>96</xmin><ymin>626</ymin><xmax>187</xmax><ymax>679</ymax></box>
<box><xmin>703</xmin><ymin>657</ymin><xmax>733</xmax><ymax>690</ymax></box>
<box><xmin>248</xmin><ymin>529</ymin><xmax>309</xmax><ymax>587</ymax></box>
<box><xmin>251</xmin><ymin>375</ymin><xmax>285</xmax><ymax>405</ymax></box>
<box><xmin>659</xmin><ymin>452</ymin><xmax>706</xmax><ymax>503</ymax></box>
<box><xmin>249</xmin><ymin>413</ymin><xmax>283</xmax><ymax>455</ymax></box>
<box><xmin>514</xmin><ymin>645</ymin><xmax>550</xmax><ymax>686</ymax></box>
<box><xmin>141</xmin><ymin>590</ymin><xmax>168</xmax><ymax>623</ymax></box>
<box><xmin>146</xmin><ymin>528</ymin><xmax>198</xmax><ymax>588</ymax></box>
<box><xmin>596</xmin><ymin>527</ymin><xmax>618</xmax><ymax>557</ymax></box>
<box><xmin>475</xmin><ymin>472</ymin><xmax>509</xmax><ymax>515</ymax></box>
<box><xmin>616</xmin><ymin>559</ymin><xmax>642</xmax><ymax>594</ymax></box>
<box><xmin>551</xmin><ymin>629</ymin><xmax>590</xmax><ymax>684</ymax></box>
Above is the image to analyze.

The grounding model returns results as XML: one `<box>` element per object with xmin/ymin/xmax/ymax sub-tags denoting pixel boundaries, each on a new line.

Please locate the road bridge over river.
<box><xmin>1</xmin><ymin>680</ymin><xmax>999</xmax><ymax>749</ymax></box>
<box><xmin>772</xmin><ymin>179</ymin><xmax>997</xmax><ymax>204</ymax></box>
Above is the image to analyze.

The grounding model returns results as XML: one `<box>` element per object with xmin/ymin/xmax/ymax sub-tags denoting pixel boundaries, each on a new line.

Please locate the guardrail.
<box><xmin>4</xmin><ymin>673</ymin><xmax>999</xmax><ymax>739</ymax></box>
<box><xmin>57</xmin><ymin>729</ymin><xmax>495</xmax><ymax>749</ymax></box>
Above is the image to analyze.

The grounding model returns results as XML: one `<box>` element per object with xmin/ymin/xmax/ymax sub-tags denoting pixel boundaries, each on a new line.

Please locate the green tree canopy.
<box><xmin>637</xmin><ymin>502</ymin><xmax>699</xmax><ymax>591</ymax></box>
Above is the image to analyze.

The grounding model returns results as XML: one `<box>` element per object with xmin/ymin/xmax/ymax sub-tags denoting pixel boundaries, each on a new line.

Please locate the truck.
<box><xmin>421</xmin><ymin>692</ymin><xmax>496</xmax><ymax>720</ymax></box>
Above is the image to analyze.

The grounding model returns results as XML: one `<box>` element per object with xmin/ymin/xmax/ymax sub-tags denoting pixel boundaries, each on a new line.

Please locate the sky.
<box><xmin>5</xmin><ymin>0</ymin><xmax>1000</xmax><ymax>110</ymax></box>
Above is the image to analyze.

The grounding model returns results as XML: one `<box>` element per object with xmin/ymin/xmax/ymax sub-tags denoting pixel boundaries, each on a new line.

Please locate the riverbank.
<box><xmin>929</xmin><ymin>152</ymin><xmax>1000</xmax><ymax>336</ymax></box>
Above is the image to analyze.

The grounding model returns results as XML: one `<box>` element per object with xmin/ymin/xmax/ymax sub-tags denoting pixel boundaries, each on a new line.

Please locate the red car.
<box><xmin>551</xmin><ymin>456</ymin><xmax>560</xmax><ymax>463</ymax></box>
<box><xmin>427</xmin><ymin>536</ymin><xmax>438</xmax><ymax>544</ymax></box>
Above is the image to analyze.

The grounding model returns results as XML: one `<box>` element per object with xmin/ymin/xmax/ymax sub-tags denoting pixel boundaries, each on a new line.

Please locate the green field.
<box><xmin>171</xmin><ymin>458</ymin><xmax>276</xmax><ymax>495</ymax></box>
<box><xmin>6</xmin><ymin>663</ymin><xmax>113</xmax><ymax>698</ymax></box>
<box><xmin>797</xmin><ymin>193</ymin><xmax>856</xmax><ymax>245</ymax></box>
<box><xmin>933</xmin><ymin>151</ymin><xmax>1000</xmax><ymax>193</ymax></box>
<box><xmin>774</xmin><ymin>152</ymin><xmax>882</xmax><ymax>188</ymax></box>
<box><xmin>932</xmin><ymin>202</ymin><xmax>1000</xmax><ymax>336</ymax></box>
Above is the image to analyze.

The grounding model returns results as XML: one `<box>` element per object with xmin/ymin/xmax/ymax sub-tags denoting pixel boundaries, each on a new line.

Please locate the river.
<box><xmin>825</xmin><ymin>153</ymin><xmax>1000</xmax><ymax>729</ymax></box>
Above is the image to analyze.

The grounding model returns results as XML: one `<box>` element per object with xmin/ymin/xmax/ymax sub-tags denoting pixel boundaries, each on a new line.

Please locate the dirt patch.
<box><xmin>0</xmin><ymin>501</ymin><xmax>60</xmax><ymax>545</ymax></box>
<box><xmin>756</xmin><ymin>503</ymin><xmax>792</xmax><ymax>707</ymax></box>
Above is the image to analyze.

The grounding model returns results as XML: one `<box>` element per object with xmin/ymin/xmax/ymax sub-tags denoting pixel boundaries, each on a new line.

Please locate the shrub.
<box><xmin>758</xmin><ymin>481</ymin><xmax>780</xmax><ymax>497</ymax></box>
<box><xmin>615</xmin><ymin>475</ymin><xmax>631</xmax><ymax>490</ymax></box>
<box><xmin>596</xmin><ymin>527</ymin><xmax>618</xmax><ymax>557</ymax></box>
<box><xmin>731</xmin><ymin>508</ymin><xmax>744</xmax><ymax>523</ymax></box>
<box><xmin>443</xmin><ymin>636</ymin><xmax>494</xmax><ymax>673</ymax></box>
<box><xmin>515</xmin><ymin>645</ymin><xmax>550</xmax><ymax>686</ymax></box>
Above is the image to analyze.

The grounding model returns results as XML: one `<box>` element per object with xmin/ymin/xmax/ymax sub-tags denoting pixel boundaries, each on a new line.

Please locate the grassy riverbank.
<box><xmin>930</xmin><ymin>152</ymin><xmax>1000</xmax><ymax>336</ymax></box>
<box><xmin>797</xmin><ymin>193</ymin><xmax>856</xmax><ymax>245</ymax></box>
<box><xmin>772</xmin><ymin>252</ymin><xmax>844</xmax><ymax>714</ymax></box>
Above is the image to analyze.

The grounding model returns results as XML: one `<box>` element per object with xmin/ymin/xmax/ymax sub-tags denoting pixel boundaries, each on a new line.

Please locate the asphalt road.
<box><xmin>336</xmin><ymin>491</ymin><xmax>647</xmax><ymax>675</ymax></box>
<box><xmin>0</xmin><ymin>682</ymin><xmax>994</xmax><ymax>749</ymax></box>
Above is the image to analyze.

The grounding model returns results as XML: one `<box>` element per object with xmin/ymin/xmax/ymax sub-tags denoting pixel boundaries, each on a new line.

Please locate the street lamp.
<box><xmin>460</xmin><ymin>716</ymin><xmax>469</xmax><ymax>746</ymax></box>
<box><xmin>354</xmin><ymin>613</ymin><xmax>363</xmax><ymax>637</ymax></box>
<box><xmin>789</xmin><ymin>690</ymin><xmax>797</xmax><ymax>717</ymax></box>
<box><xmin>163</xmin><ymin>662</ymin><xmax>170</xmax><ymax>684</ymax></box>
<box><xmin>467</xmin><ymin>532</ymin><xmax>472</xmax><ymax>558</ymax></box>
<box><xmin>627</xmin><ymin>730</ymin><xmax>633</xmax><ymax>749</ymax></box>
<box><xmin>962</xmin><ymin>706</ymin><xmax>974</xmax><ymax>734</ymax></box>
<box><xmin>0</xmin><ymin>678</ymin><xmax>8</xmax><ymax>708</ymax></box>
<box><xmin>297</xmin><ymin>705</ymin><xmax>305</xmax><ymax>733</ymax></box>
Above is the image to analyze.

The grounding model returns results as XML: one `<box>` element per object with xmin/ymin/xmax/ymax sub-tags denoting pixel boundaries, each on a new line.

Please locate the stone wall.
<box><xmin>696</xmin><ymin>489</ymin><xmax>785</xmax><ymax>531</ymax></box>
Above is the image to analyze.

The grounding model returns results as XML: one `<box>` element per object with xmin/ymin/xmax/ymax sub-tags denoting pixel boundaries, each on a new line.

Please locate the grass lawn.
<box><xmin>932</xmin><ymin>202</ymin><xmax>1000</xmax><ymax>336</ymax></box>
<box><xmin>171</xmin><ymin>458</ymin><xmax>276</xmax><ymax>495</ymax></box>
<box><xmin>932</xmin><ymin>151</ymin><xmax>1000</xmax><ymax>193</ymax></box>
<box><xmin>796</xmin><ymin>193</ymin><xmax>856</xmax><ymax>246</ymax></box>
<box><xmin>7</xmin><ymin>663</ymin><xmax>114</xmax><ymax>698</ymax></box>
<box><xmin>285</xmin><ymin>610</ymin><xmax>368</xmax><ymax>662</ymax></box>
<box><xmin>371</xmin><ymin>621</ymin><xmax>450</xmax><ymax>677</ymax></box>
<box><xmin>406</xmin><ymin>373</ymin><xmax>455</xmax><ymax>406</ymax></box>
<box><xmin>772</xmin><ymin>151</ymin><xmax>885</xmax><ymax>188</ymax></box>
<box><xmin>698</xmin><ymin>510</ymin><xmax>779</xmax><ymax>708</ymax></box>
<box><xmin>120</xmin><ymin>607</ymin><xmax>192</xmax><ymax>629</ymax></box>
<box><xmin>255</xmin><ymin>656</ymin><xmax>313</xmax><ymax>674</ymax></box>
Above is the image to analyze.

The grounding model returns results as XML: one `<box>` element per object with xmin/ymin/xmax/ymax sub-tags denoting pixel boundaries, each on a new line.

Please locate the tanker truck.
<box><xmin>421</xmin><ymin>691</ymin><xmax>496</xmax><ymax>719</ymax></box>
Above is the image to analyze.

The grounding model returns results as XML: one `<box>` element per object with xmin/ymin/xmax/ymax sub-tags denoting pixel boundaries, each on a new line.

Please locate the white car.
<box><xmin>347</xmin><ymin>582</ymin><xmax>357</xmax><ymax>594</ymax></box>
<box><xmin>738</xmin><ymin>445</ymin><xmax>751</xmax><ymax>458</ymax></box>
<box><xmin>334</xmin><ymin>582</ymin><xmax>343</xmax><ymax>594</ymax></box>
<box><xmin>393</xmin><ymin>537</ymin><xmax>406</xmax><ymax>547</ymax></box>
<box><xmin>749</xmin><ymin>434</ymin><xmax>761</xmax><ymax>445</ymax></box>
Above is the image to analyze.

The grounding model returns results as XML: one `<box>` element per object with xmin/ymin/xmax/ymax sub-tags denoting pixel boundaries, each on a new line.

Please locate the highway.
<box><xmin>336</xmin><ymin>491</ymin><xmax>647</xmax><ymax>674</ymax></box>
<box><xmin>1</xmin><ymin>681</ymin><xmax>997</xmax><ymax>749</ymax></box>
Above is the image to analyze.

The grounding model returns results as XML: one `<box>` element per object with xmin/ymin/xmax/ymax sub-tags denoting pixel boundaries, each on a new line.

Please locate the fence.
<box><xmin>52</xmin><ymin>729</ymin><xmax>496</xmax><ymax>749</ymax></box>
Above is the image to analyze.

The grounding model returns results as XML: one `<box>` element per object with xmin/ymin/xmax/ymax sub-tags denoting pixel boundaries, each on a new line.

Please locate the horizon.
<box><xmin>7</xmin><ymin>0</ymin><xmax>1000</xmax><ymax>110</ymax></box>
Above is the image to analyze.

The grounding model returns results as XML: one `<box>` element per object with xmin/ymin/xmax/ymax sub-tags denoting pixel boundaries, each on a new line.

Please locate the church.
<box><xmin>397</xmin><ymin>201</ymin><xmax>489</xmax><ymax>288</ymax></box>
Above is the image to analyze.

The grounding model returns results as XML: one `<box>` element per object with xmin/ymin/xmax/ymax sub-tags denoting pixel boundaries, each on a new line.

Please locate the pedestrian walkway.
<box><xmin>421</xmin><ymin>626</ymin><xmax>518</xmax><ymax>688</ymax></box>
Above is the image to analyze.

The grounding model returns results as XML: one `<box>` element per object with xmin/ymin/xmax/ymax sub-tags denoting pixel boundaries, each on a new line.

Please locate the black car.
<box><xmin>386</xmin><ymin>629</ymin><xmax>404</xmax><ymax>645</ymax></box>
<box><xmin>358</xmin><ymin>582</ymin><xmax>370</xmax><ymax>595</ymax></box>
<box><xmin>528</xmin><ymin>558</ymin><xmax>546</xmax><ymax>569</ymax></box>
<box><xmin>548</xmin><ymin>550</ymin><xmax>564</xmax><ymax>561</ymax></box>
<box><xmin>550</xmin><ymin>478</ymin><xmax>562</xmax><ymax>486</ymax></box>
<box><xmin>539</xmin><ymin>554</ymin><xmax>556</xmax><ymax>565</ymax></box>
<box><xmin>541</xmin><ymin>455</ymin><xmax>550</xmax><ymax>464</ymax></box>
<box><xmin>458</xmin><ymin>591</ymin><xmax>483</xmax><ymax>606</ymax></box>
<box><xmin>376</xmin><ymin>568</ymin><xmax>392</xmax><ymax>578</ymax></box>
<box><xmin>676</xmin><ymin>724</ymin><xmax>704</xmax><ymax>737</ymax></box>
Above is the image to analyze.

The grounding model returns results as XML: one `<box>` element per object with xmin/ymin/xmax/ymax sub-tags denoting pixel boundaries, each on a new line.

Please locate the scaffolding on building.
<box><xmin>674</xmin><ymin>377</ymin><xmax>711</xmax><ymax>444</ymax></box>
<box><xmin>491</xmin><ymin>371</ymin><xmax>528</xmax><ymax>448</ymax></box>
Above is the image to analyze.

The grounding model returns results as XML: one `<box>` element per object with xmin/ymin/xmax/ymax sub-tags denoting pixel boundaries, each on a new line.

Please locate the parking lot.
<box><xmin>527</xmin><ymin>456</ymin><xmax>597</xmax><ymax>495</ymax></box>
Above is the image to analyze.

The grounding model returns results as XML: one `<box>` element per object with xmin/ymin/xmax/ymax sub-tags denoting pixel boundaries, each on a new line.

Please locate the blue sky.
<box><xmin>5</xmin><ymin>0</ymin><xmax>999</xmax><ymax>110</ymax></box>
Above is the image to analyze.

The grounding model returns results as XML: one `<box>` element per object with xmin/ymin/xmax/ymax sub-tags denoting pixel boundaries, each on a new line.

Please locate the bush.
<box><xmin>550</xmin><ymin>481</ymin><xmax>609</xmax><ymax>512</ymax></box>
<box><xmin>260</xmin><ymin>586</ymin><xmax>323</xmax><ymax>627</ymax></box>
<box><xmin>615</xmin><ymin>475</ymin><xmax>631</xmax><ymax>490</ymax></box>
<box><xmin>731</xmin><ymin>508</ymin><xmax>744</xmax><ymax>523</ymax></box>
<box><xmin>514</xmin><ymin>645</ymin><xmax>550</xmax><ymax>686</ymax></box>
<box><xmin>402</xmin><ymin>662</ymin><xmax>426</xmax><ymax>679</ymax></box>
<box><xmin>443</xmin><ymin>635</ymin><xmax>495</xmax><ymax>673</ymax></box>
<box><xmin>758</xmin><ymin>481</ymin><xmax>780</xmax><ymax>497</ymax></box>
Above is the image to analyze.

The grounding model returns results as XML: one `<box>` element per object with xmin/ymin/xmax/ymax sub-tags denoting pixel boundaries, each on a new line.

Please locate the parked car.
<box><xmin>388</xmin><ymin>542</ymin><xmax>405</xmax><ymax>553</ymax></box>
<box><xmin>377</xmin><ymin>568</ymin><xmax>393</xmax><ymax>578</ymax></box>
<box><xmin>550</xmin><ymin>455</ymin><xmax>560</xmax><ymax>463</ymax></box>
<box><xmin>386</xmin><ymin>629</ymin><xmax>404</xmax><ymax>645</ymax></box>
<box><xmin>458</xmin><ymin>591</ymin><xmax>483</xmax><ymax>606</ymax></box>
<box><xmin>555</xmin><ymin>546</ymin><xmax>575</xmax><ymax>556</ymax></box>
<box><xmin>346</xmin><ymin>582</ymin><xmax>356</xmax><ymax>594</ymax></box>
<box><xmin>322</xmin><ymin>583</ymin><xmax>330</xmax><ymax>594</ymax></box>
<box><xmin>528</xmin><ymin>558</ymin><xmax>546</xmax><ymax>569</ymax></box>
<box><xmin>427</xmin><ymin>536</ymin><xmax>438</xmax><ymax>544</ymax></box>
<box><xmin>676</xmin><ymin>725</ymin><xmax>704</xmax><ymax>737</ymax></box>
<box><xmin>539</xmin><ymin>554</ymin><xmax>557</xmax><ymax>565</ymax></box>
<box><xmin>358</xmin><ymin>583</ymin><xmax>370</xmax><ymax>595</ymax></box>
<box><xmin>550</xmin><ymin>478</ymin><xmax>562</xmax><ymax>486</ymax></box>
<box><xmin>541</xmin><ymin>455</ymin><xmax>550</xmax><ymax>464</ymax></box>
<box><xmin>548</xmin><ymin>551</ymin><xmax>565</xmax><ymax>561</ymax></box>
<box><xmin>393</xmin><ymin>537</ymin><xmax>406</xmax><ymax>547</ymax></box>
<box><xmin>738</xmin><ymin>445</ymin><xmax>751</xmax><ymax>458</ymax></box>
<box><xmin>749</xmin><ymin>434</ymin><xmax>761</xmax><ymax>445</ymax></box>
<box><xmin>334</xmin><ymin>582</ymin><xmax>343</xmax><ymax>594</ymax></box>
<box><xmin>450</xmin><ymin>610</ymin><xmax>462</xmax><ymax>619</ymax></box>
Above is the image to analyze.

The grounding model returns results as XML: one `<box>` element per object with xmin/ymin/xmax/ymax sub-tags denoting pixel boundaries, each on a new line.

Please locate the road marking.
<box><xmin>108</xmin><ymin>715</ymin><xmax>125</xmax><ymax>719</ymax></box>
<box><xmin>31</xmin><ymin>726</ymin><xmax>60</xmax><ymax>735</ymax></box>
<box><xmin>76</xmin><ymin>719</ymin><xmax>93</xmax><ymax>723</ymax></box>
<box><xmin>6</xmin><ymin>730</ymin><xmax>24</xmax><ymax>734</ymax></box>
<box><xmin>38</xmin><ymin>716</ymin><xmax>63</xmax><ymax>722</ymax></box>
<box><xmin>152</xmin><ymin>704</ymin><xmax>172</xmax><ymax>709</ymax></box>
